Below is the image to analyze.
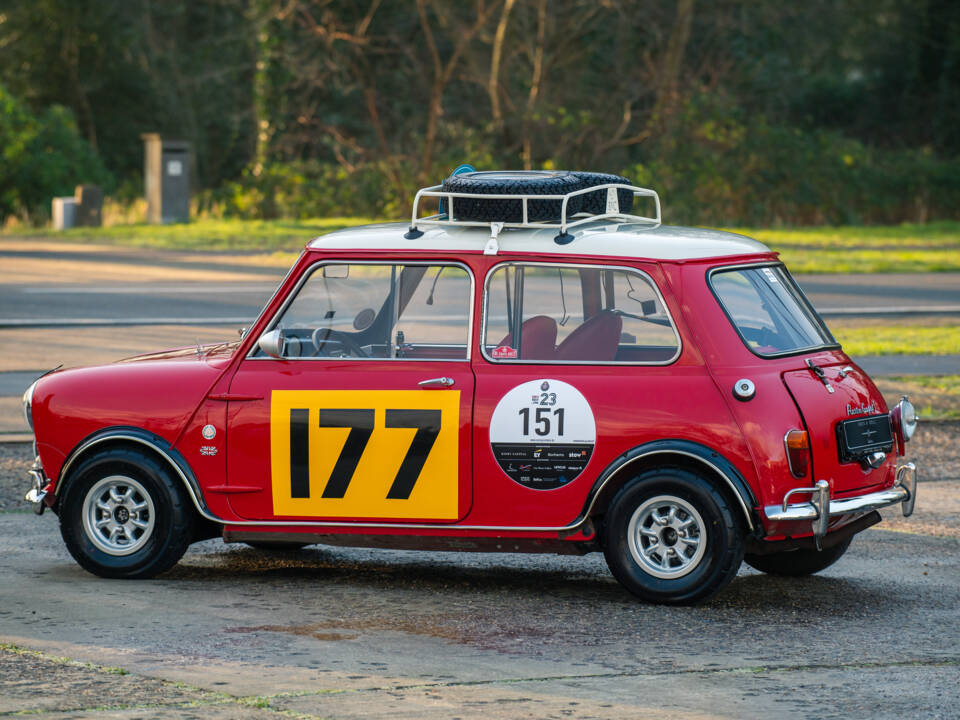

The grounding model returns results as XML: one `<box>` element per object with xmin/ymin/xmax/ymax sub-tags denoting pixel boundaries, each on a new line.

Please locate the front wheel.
<box><xmin>601</xmin><ymin>468</ymin><xmax>744</xmax><ymax>605</ymax></box>
<box><xmin>59</xmin><ymin>447</ymin><xmax>196</xmax><ymax>578</ymax></box>
<box><xmin>744</xmin><ymin>537</ymin><xmax>853</xmax><ymax>576</ymax></box>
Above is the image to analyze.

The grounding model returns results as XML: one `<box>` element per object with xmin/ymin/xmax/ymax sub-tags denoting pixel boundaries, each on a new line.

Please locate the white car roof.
<box><xmin>308</xmin><ymin>221</ymin><xmax>771</xmax><ymax>261</ymax></box>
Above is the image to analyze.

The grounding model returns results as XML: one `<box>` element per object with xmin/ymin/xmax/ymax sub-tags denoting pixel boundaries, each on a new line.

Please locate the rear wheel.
<box><xmin>60</xmin><ymin>447</ymin><xmax>195</xmax><ymax>579</ymax></box>
<box><xmin>601</xmin><ymin>468</ymin><xmax>744</xmax><ymax>605</ymax></box>
<box><xmin>744</xmin><ymin>537</ymin><xmax>853</xmax><ymax>576</ymax></box>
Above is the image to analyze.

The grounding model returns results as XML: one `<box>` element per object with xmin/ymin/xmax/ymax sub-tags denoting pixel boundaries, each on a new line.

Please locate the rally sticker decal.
<box><xmin>270</xmin><ymin>389</ymin><xmax>460</xmax><ymax>519</ymax></box>
<box><xmin>489</xmin><ymin>379</ymin><xmax>596</xmax><ymax>490</ymax></box>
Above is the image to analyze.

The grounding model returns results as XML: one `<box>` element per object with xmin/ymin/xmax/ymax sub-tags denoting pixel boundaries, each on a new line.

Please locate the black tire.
<box><xmin>744</xmin><ymin>537</ymin><xmax>853</xmax><ymax>576</ymax></box>
<box><xmin>59</xmin><ymin>446</ymin><xmax>196</xmax><ymax>579</ymax></box>
<box><xmin>573</xmin><ymin>172</ymin><xmax>635</xmax><ymax>215</ymax></box>
<box><xmin>441</xmin><ymin>170</ymin><xmax>586</xmax><ymax>222</ymax></box>
<box><xmin>245</xmin><ymin>541</ymin><xmax>310</xmax><ymax>552</ymax></box>
<box><xmin>601</xmin><ymin>467</ymin><xmax>744</xmax><ymax>605</ymax></box>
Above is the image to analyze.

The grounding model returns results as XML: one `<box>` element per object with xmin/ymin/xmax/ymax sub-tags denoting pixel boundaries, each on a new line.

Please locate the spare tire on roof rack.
<box><xmin>440</xmin><ymin>170</ymin><xmax>586</xmax><ymax>222</ymax></box>
<box><xmin>574</xmin><ymin>171</ymin><xmax>635</xmax><ymax>215</ymax></box>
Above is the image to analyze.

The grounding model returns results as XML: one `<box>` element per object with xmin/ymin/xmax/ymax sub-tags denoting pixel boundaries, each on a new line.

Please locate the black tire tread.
<box><xmin>743</xmin><ymin>537</ymin><xmax>853</xmax><ymax>576</ymax></box>
<box><xmin>600</xmin><ymin>467</ymin><xmax>744</xmax><ymax>605</ymax></box>
<box><xmin>573</xmin><ymin>172</ymin><xmax>635</xmax><ymax>215</ymax></box>
<box><xmin>59</xmin><ymin>446</ymin><xmax>195</xmax><ymax>579</ymax></box>
<box><xmin>441</xmin><ymin>171</ymin><xmax>586</xmax><ymax>222</ymax></box>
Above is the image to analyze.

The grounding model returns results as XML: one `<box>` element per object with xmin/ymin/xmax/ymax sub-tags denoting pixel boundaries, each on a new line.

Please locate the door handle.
<box><xmin>418</xmin><ymin>377</ymin><xmax>455</xmax><ymax>388</ymax></box>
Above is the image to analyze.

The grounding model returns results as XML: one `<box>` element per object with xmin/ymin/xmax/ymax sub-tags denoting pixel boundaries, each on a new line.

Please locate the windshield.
<box><xmin>710</xmin><ymin>265</ymin><xmax>836</xmax><ymax>357</ymax></box>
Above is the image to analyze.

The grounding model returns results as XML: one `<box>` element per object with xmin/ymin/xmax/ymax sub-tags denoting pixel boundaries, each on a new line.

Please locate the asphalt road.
<box><xmin>1</xmin><ymin>506</ymin><xmax>958</xmax><ymax>718</ymax></box>
<box><xmin>1</xmin><ymin>237</ymin><xmax>959</xmax><ymax>325</ymax></box>
<box><xmin>2</xmin><ymin>275</ymin><xmax>960</xmax><ymax>326</ymax></box>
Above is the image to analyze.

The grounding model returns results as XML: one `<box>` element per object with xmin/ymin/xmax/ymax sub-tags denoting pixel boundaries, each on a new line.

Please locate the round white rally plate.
<box><xmin>489</xmin><ymin>379</ymin><xmax>596</xmax><ymax>490</ymax></box>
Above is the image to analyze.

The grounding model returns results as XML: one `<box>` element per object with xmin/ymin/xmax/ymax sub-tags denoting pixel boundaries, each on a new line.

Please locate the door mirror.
<box><xmin>258</xmin><ymin>329</ymin><xmax>286</xmax><ymax>359</ymax></box>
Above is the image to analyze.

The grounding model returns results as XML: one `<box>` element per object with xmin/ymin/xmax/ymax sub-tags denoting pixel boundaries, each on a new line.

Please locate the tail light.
<box><xmin>784</xmin><ymin>429</ymin><xmax>810</xmax><ymax>478</ymax></box>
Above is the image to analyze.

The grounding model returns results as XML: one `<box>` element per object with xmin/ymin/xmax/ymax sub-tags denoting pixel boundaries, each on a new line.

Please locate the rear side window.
<box><xmin>710</xmin><ymin>265</ymin><xmax>836</xmax><ymax>357</ymax></box>
<box><xmin>483</xmin><ymin>263</ymin><xmax>680</xmax><ymax>364</ymax></box>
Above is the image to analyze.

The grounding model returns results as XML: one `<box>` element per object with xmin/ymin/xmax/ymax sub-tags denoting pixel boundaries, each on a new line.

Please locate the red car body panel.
<box><xmin>34</xmin><ymin>356</ymin><xmax>228</xmax><ymax>488</ymax></box>
<box><xmin>29</xmin><ymin>244</ymin><xmax>901</xmax><ymax>545</ymax></box>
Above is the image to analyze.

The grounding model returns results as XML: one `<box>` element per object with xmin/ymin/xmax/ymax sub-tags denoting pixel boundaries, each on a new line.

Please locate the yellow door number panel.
<box><xmin>270</xmin><ymin>390</ymin><xmax>460</xmax><ymax>519</ymax></box>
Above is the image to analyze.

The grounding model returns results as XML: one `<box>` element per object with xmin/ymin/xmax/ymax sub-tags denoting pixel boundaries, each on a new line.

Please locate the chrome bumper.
<box><xmin>24</xmin><ymin>457</ymin><xmax>49</xmax><ymax>515</ymax></box>
<box><xmin>764</xmin><ymin>462</ymin><xmax>917</xmax><ymax>544</ymax></box>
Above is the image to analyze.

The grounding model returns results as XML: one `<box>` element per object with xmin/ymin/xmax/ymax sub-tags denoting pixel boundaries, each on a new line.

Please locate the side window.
<box><xmin>483</xmin><ymin>263</ymin><xmax>680</xmax><ymax>364</ymax></box>
<box><xmin>259</xmin><ymin>263</ymin><xmax>472</xmax><ymax>360</ymax></box>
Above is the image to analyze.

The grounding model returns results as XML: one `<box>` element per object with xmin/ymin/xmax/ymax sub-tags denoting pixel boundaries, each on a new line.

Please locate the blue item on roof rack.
<box><xmin>438</xmin><ymin>164</ymin><xmax>476</xmax><ymax>217</ymax></box>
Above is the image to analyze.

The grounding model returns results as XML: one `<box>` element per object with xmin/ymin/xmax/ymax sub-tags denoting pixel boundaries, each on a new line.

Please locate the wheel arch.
<box><xmin>54</xmin><ymin>427</ymin><xmax>213</xmax><ymax>521</ymax></box>
<box><xmin>582</xmin><ymin>440</ymin><xmax>760</xmax><ymax>532</ymax></box>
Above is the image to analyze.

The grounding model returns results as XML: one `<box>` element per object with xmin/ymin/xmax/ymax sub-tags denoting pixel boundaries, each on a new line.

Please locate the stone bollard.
<box><xmin>74</xmin><ymin>185</ymin><xmax>104</xmax><ymax>227</ymax></box>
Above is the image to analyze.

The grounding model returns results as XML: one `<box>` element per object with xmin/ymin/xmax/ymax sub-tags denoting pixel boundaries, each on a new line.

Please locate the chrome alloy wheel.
<box><xmin>627</xmin><ymin>495</ymin><xmax>707</xmax><ymax>579</ymax></box>
<box><xmin>81</xmin><ymin>475</ymin><xmax>155</xmax><ymax>556</ymax></box>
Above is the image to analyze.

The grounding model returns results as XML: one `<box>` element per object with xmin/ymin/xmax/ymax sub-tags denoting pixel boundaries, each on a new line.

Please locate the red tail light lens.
<box><xmin>785</xmin><ymin>429</ymin><xmax>810</xmax><ymax>478</ymax></box>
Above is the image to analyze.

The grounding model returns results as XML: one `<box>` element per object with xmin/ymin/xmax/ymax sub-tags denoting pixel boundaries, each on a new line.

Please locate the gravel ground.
<box><xmin>1</xmin><ymin>429</ymin><xmax>957</xmax><ymax>719</ymax></box>
<box><xmin>0</xmin><ymin>646</ymin><xmax>276</xmax><ymax>718</ymax></box>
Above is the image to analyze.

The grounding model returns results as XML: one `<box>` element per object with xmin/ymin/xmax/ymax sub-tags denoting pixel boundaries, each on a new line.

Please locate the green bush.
<box><xmin>200</xmin><ymin>160</ymin><xmax>417</xmax><ymax>220</ymax></box>
<box><xmin>624</xmin><ymin>97</ymin><xmax>960</xmax><ymax>226</ymax></box>
<box><xmin>202</xmin><ymin>93</ymin><xmax>960</xmax><ymax>227</ymax></box>
<box><xmin>0</xmin><ymin>85</ymin><xmax>112</xmax><ymax>223</ymax></box>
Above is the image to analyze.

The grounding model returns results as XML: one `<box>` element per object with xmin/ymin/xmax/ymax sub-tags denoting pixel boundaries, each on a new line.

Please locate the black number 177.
<box><xmin>289</xmin><ymin>408</ymin><xmax>441</xmax><ymax>500</ymax></box>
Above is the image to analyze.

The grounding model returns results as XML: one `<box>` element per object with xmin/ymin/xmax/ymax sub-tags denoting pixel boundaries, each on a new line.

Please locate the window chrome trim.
<box><xmin>246</xmin><ymin>259</ymin><xmax>475</xmax><ymax>363</ymax></box>
<box><xmin>707</xmin><ymin>261</ymin><xmax>840</xmax><ymax>360</ymax></box>
<box><xmin>480</xmin><ymin>261</ymin><xmax>682</xmax><ymax>366</ymax></box>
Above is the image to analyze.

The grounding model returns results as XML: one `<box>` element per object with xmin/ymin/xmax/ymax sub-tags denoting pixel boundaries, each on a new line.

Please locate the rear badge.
<box><xmin>846</xmin><ymin>402</ymin><xmax>877</xmax><ymax>416</ymax></box>
<box><xmin>490</xmin><ymin>379</ymin><xmax>596</xmax><ymax>490</ymax></box>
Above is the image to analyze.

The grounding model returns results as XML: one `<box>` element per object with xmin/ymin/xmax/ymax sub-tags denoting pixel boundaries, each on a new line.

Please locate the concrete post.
<box><xmin>52</xmin><ymin>197</ymin><xmax>77</xmax><ymax>230</ymax></box>
<box><xmin>142</xmin><ymin>133</ymin><xmax>191</xmax><ymax>224</ymax></box>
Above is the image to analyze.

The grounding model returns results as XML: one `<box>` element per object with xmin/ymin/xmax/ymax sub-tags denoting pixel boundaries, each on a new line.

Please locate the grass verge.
<box><xmin>4</xmin><ymin>218</ymin><xmax>960</xmax><ymax>273</ymax></box>
<box><xmin>730</xmin><ymin>221</ymin><xmax>960</xmax><ymax>273</ymax></box>
<box><xmin>5</xmin><ymin>216</ymin><xmax>377</xmax><ymax>251</ymax></box>
<box><xmin>830</xmin><ymin>322</ymin><xmax>960</xmax><ymax>356</ymax></box>
<box><xmin>874</xmin><ymin>375</ymin><xmax>960</xmax><ymax>421</ymax></box>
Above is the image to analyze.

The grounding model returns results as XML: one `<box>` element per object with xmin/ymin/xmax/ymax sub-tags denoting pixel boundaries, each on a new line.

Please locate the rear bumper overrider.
<box><xmin>764</xmin><ymin>462</ymin><xmax>917</xmax><ymax>544</ymax></box>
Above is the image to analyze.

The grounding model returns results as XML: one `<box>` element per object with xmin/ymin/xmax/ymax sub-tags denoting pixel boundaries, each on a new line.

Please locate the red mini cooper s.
<box><xmin>22</xmin><ymin>171</ymin><xmax>919</xmax><ymax>604</ymax></box>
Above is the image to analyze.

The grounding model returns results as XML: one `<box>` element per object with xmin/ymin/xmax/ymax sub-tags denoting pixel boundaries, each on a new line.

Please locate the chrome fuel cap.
<box><xmin>733</xmin><ymin>378</ymin><xmax>755</xmax><ymax>401</ymax></box>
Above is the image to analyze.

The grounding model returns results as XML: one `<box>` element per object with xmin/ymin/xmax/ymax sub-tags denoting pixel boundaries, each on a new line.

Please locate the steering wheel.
<box><xmin>310</xmin><ymin>327</ymin><xmax>368</xmax><ymax>358</ymax></box>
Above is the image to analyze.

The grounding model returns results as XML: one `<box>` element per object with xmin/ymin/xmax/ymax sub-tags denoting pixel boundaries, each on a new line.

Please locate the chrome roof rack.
<box><xmin>404</xmin><ymin>183</ymin><xmax>661</xmax><ymax>254</ymax></box>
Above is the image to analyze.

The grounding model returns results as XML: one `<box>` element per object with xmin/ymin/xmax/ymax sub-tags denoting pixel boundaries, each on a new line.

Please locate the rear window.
<box><xmin>710</xmin><ymin>265</ymin><xmax>836</xmax><ymax>357</ymax></box>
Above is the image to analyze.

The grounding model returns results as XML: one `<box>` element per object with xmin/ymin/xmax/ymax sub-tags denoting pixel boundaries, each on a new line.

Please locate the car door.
<box><xmin>469</xmin><ymin>259</ymin><xmax>733</xmax><ymax>528</ymax></box>
<box><xmin>225</xmin><ymin>259</ymin><xmax>475</xmax><ymax>523</ymax></box>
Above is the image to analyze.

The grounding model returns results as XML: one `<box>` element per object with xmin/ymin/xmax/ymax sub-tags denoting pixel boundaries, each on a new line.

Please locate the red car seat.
<box><xmin>555</xmin><ymin>310</ymin><xmax>622</xmax><ymax>361</ymax></box>
<box><xmin>497</xmin><ymin>315</ymin><xmax>558</xmax><ymax>360</ymax></box>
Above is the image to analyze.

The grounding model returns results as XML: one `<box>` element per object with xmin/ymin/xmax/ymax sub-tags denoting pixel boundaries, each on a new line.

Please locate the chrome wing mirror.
<box><xmin>258</xmin><ymin>329</ymin><xmax>286</xmax><ymax>359</ymax></box>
